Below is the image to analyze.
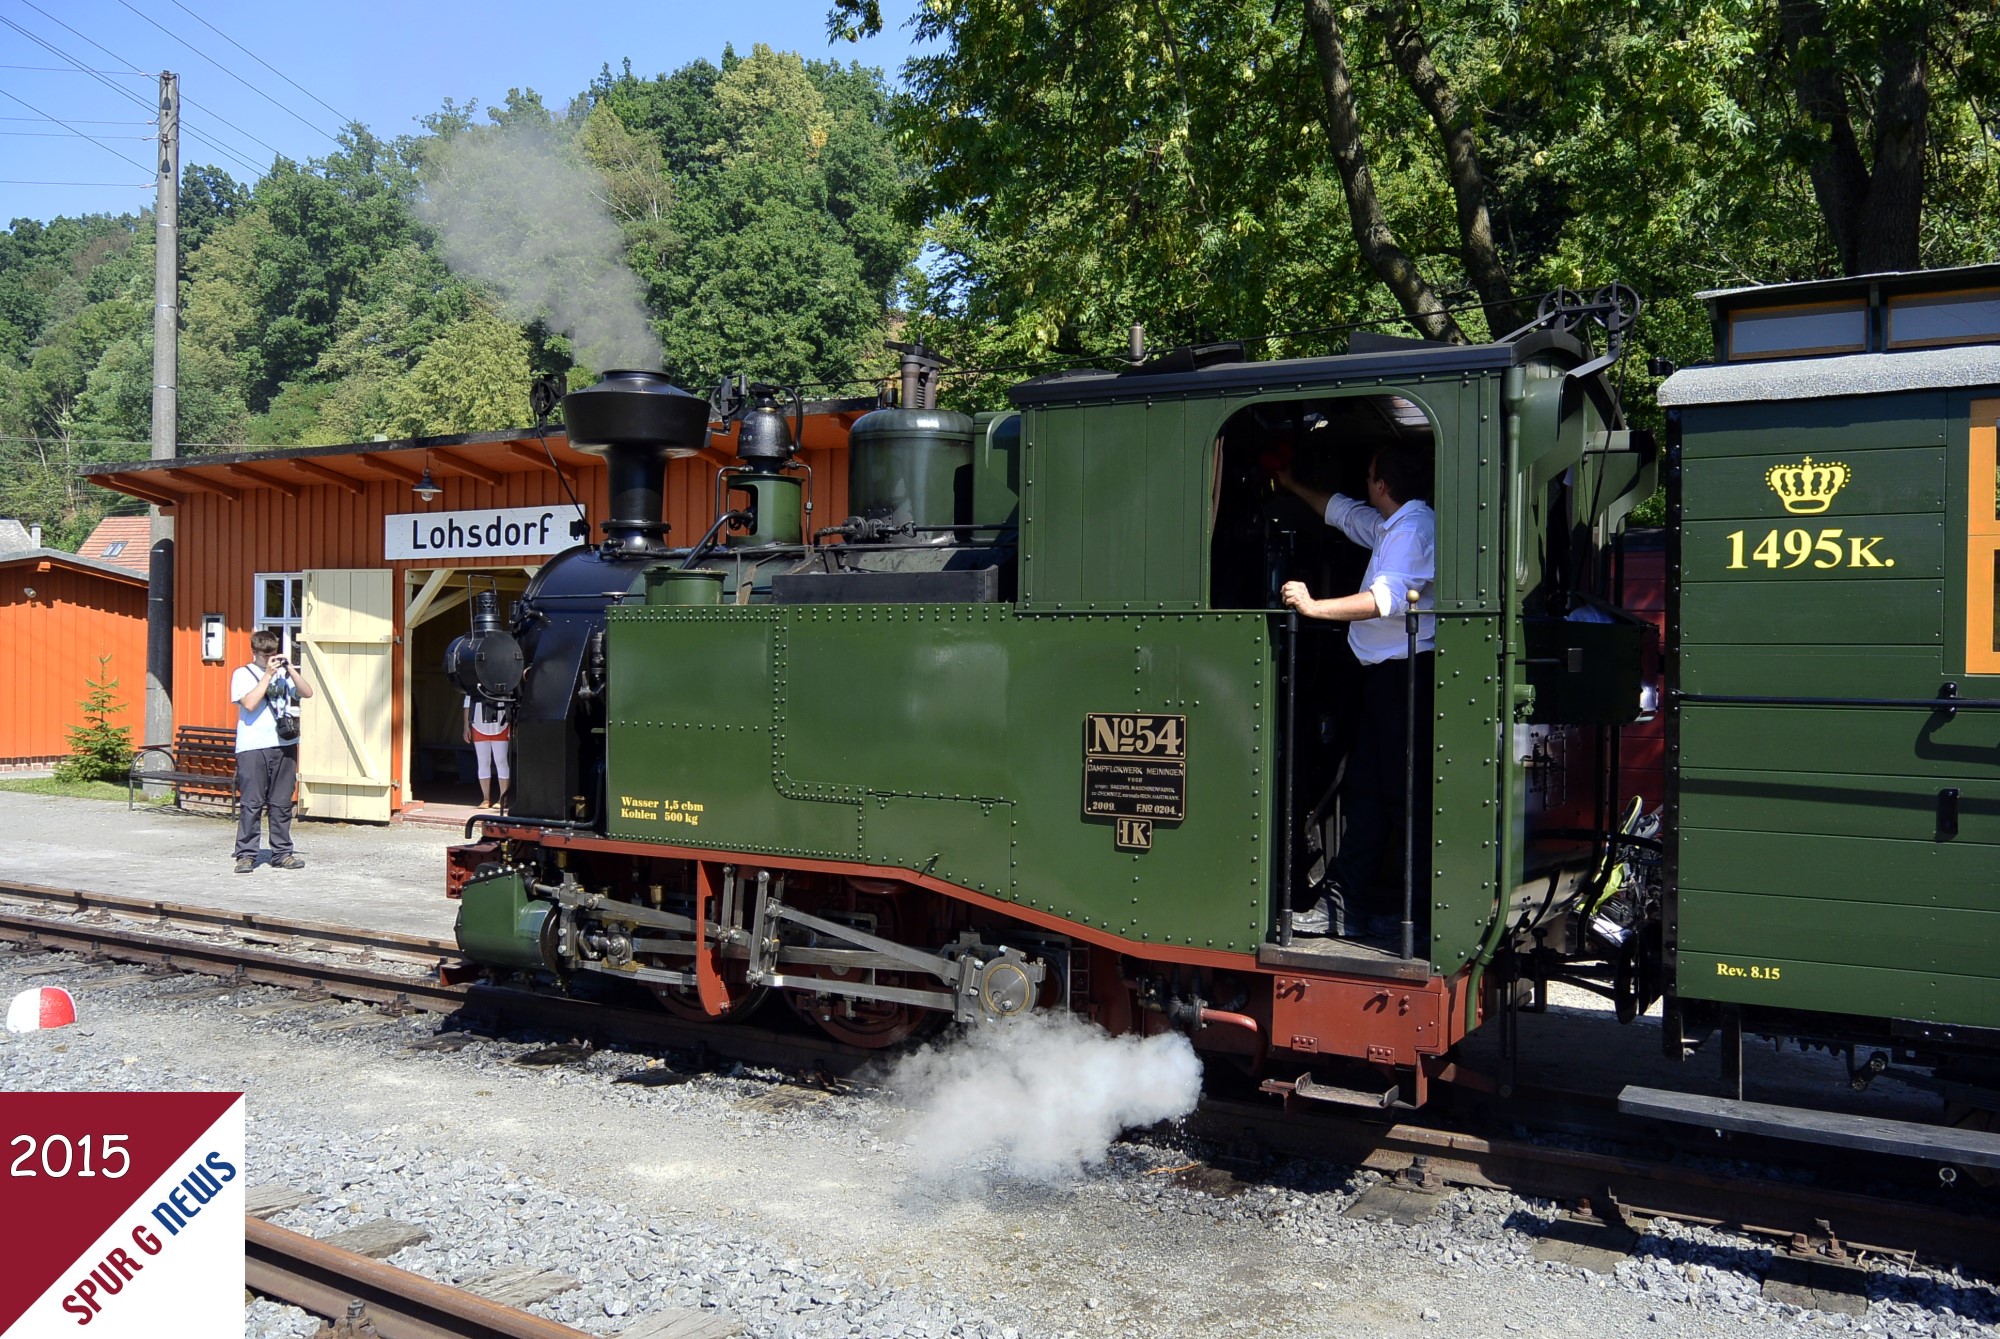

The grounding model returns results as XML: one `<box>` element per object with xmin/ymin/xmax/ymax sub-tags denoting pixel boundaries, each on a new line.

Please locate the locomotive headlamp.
<box><xmin>444</xmin><ymin>589</ymin><xmax>524</xmax><ymax>702</ymax></box>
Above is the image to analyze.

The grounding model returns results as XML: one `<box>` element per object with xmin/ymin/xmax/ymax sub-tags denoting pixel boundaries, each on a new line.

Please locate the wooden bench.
<box><xmin>129</xmin><ymin>725</ymin><xmax>240</xmax><ymax>814</ymax></box>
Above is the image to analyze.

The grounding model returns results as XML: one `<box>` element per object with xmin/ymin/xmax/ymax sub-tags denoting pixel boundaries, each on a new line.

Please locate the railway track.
<box><xmin>247</xmin><ymin>1217</ymin><xmax>594</xmax><ymax>1339</ymax></box>
<box><xmin>4</xmin><ymin>880</ymin><xmax>1996</xmax><ymax>1288</ymax></box>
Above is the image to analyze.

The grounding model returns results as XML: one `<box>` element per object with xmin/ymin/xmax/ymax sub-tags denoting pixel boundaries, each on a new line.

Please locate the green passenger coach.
<box><xmin>1660</xmin><ymin>267</ymin><xmax>2000</xmax><ymax>1081</ymax></box>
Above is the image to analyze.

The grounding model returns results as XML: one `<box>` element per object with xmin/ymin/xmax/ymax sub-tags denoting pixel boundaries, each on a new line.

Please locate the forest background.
<box><xmin>4</xmin><ymin>1</ymin><xmax>1997</xmax><ymax>547</ymax></box>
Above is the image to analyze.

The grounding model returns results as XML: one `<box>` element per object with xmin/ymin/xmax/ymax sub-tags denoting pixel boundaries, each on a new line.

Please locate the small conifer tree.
<box><xmin>53</xmin><ymin>655</ymin><xmax>134</xmax><ymax>784</ymax></box>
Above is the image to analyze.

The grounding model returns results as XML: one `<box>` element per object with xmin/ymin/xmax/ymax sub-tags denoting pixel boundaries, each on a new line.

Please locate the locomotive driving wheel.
<box><xmin>782</xmin><ymin>882</ymin><xmax>943</xmax><ymax>1049</ymax></box>
<box><xmin>648</xmin><ymin>964</ymin><xmax>766</xmax><ymax>1024</ymax></box>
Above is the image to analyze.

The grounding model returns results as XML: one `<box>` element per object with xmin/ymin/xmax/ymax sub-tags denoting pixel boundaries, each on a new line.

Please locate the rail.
<box><xmin>0</xmin><ymin>880</ymin><xmax>454</xmax><ymax>960</ymax></box>
<box><xmin>247</xmin><ymin>1217</ymin><xmax>591</xmax><ymax>1339</ymax></box>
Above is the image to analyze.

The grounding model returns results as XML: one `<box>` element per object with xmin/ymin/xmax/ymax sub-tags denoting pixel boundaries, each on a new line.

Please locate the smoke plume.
<box><xmin>887</xmin><ymin>1012</ymin><xmax>1202</xmax><ymax>1183</ymax></box>
<box><xmin>417</xmin><ymin>123</ymin><xmax>661</xmax><ymax>372</ymax></box>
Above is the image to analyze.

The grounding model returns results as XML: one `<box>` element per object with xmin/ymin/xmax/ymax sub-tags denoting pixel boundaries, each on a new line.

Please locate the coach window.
<box><xmin>1888</xmin><ymin>289</ymin><xmax>2000</xmax><ymax>350</ymax></box>
<box><xmin>1969</xmin><ymin>402</ymin><xmax>2000</xmax><ymax>676</ymax></box>
<box><xmin>1726</xmin><ymin>300</ymin><xmax>1867</xmax><ymax>361</ymax></box>
<box><xmin>254</xmin><ymin>572</ymin><xmax>304</xmax><ymax>661</ymax></box>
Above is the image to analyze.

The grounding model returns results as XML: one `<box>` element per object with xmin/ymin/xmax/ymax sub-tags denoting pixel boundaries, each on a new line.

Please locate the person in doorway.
<box><xmin>1277</xmin><ymin>446</ymin><xmax>1435</xmax><ymax>938</ymax></box>
<box><xmin>232</xmin><ymin>629</ymin><xmax>314</xmax><ymax>874</ymax></box>
<box><xmin>462</xmin><ymin>694</ymin><xmax>511</xmax><ymax>813</ymax></box>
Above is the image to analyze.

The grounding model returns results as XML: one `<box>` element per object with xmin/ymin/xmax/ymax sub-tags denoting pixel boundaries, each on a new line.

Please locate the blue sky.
<box><xmin>0</xmin><ymin>0</ymin><xmax>927</xmax><ymax>224</ymax></box>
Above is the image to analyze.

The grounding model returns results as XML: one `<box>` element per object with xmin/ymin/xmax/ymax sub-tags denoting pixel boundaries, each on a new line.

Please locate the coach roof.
<box><xmin>1659</xmin><ymin>345</ymin><xmax>2000</xmax><ymax>407</ymax></box>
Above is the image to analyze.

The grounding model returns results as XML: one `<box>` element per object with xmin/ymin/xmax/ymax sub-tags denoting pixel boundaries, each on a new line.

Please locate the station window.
<box><xmin>254</xmin><ymin>572</ymin><xmax>303</xmax><ymax>661</ymax></box>
<box><xmin>1969</xmin><ymin>403</ymin><xmax>2000</xmax><ymax>676</ymax></box>
<box><xmin>1727</xmin><ymin>300</ymin><xmax>1868</xmax><ymax>361</ymax></box>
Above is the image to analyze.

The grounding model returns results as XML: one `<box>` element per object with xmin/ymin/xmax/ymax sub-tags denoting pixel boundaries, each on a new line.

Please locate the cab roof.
<box><xmin>1007</xmin><ymin>329</ymin><xmax>1590</xmax><ymax>408</ymax></box>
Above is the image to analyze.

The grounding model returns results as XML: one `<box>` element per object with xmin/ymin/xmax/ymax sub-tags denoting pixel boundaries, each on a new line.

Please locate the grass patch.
<box><xmin>0</xmin><ymin>777</ymin><xmax>165</xmax><ymax>803</ymax></box>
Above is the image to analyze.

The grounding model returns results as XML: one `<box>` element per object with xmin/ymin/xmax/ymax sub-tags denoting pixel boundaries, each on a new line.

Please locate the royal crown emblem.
<box><xmin>1765</xmin><ymin>456</ymin><xmax>1849</xmax><ymax>514</ymax></box>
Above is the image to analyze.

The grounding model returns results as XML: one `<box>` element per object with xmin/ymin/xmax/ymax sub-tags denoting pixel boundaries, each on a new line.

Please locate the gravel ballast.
<box><xmin>5</xmin><ymin>949</ymin><xmax>1997</xmax><ymax>1339</ymax></box>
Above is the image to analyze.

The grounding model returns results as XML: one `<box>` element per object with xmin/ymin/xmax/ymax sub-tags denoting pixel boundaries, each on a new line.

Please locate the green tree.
<box><xmin>178</xmin><ymin>164</ymin><xmax>250</xmax><ymax>258</ymax></box>
<box><xmin>586</xmin><ymin>48</ymin><xmax>916</xmax><ymax>389</ymax></box>
<box><xmin>835</xmin><ymin>0</ymin><xmax>1999</xmax><ymax>375</ymax></box>
<box><xmin>241</xmin><ymin>129</ymin><xmax>423</xmax><ymax>410</ymax></box>
<box><xmin>381</xmin><ymin>306</ymin><xmax>534</xmax><ymax>437</ymax></box>
<box><xmin>53</xmin><ymin>655</ymin><xmax>134</xmax><ymax>784</ymax></box>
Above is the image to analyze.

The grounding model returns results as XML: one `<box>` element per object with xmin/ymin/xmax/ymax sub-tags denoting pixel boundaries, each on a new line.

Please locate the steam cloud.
<box><xmin>887</xmin><ymin>1012</ymin><xmax>1202</xmax><ymax>1183</ymax></box>
<box><xmin>417</xmin><ymin>123</ymin><xmax>661</xmax><ymax>372</ymax></box>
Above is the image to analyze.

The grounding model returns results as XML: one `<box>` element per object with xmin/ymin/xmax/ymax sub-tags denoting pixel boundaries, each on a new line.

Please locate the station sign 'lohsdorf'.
<box><xmin>384</xmin><ymin>505</ymin><xmax>586</xmax><ymax>561</ymax></box>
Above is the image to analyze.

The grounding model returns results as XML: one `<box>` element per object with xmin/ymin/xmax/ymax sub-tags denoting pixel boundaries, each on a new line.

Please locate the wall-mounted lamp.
<box><xmin>21</xmin><ymin>587</ymin><xmax>36</xmax><ymax>600</ymax></box>
<box><xmin>412</xmin><ymin>451</ymin><xmax>442</xmax><ymax>503</ymax></box>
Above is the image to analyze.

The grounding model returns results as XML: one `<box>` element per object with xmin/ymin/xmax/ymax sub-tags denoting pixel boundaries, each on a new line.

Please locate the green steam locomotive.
<box><xmin>446</xmin><ymin>264</ymin><xmax>2000</xmax><ymax>1150</ymax></box>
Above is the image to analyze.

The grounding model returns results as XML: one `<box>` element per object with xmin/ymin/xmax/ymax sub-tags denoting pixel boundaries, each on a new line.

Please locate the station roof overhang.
<box><xmin>79</xmin><ymin>398</ymin><xmax>879</xmax><ymax>509</ymax></box>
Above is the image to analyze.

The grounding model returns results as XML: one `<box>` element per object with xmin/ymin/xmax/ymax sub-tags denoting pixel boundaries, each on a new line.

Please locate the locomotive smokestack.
<box><xmin>562</xmin><ymin>370</ymin><xmax>711</xmax><ymax>555</ymax></box>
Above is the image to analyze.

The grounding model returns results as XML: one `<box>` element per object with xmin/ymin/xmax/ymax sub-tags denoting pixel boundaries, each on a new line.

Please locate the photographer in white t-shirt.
<box><xmin>230</xmin><ymin>628</ymin><xmax>315</xmax><ymax>874</ymax></box>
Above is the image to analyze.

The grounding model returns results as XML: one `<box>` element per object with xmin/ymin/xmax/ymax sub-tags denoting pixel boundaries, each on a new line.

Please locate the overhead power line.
<box><xmin>0</xmin><ymin>63</ymin><xmax>148</xmax><ymax>75</ymax></box>
<box><xmin>0</xmin><ymin>86</ymin><xmax>151</xmax><ymax>173</ymax></box>
<box><xmin>178</xmin><ymin>93</ymin><xmax>281</xmax><ymax>163</ymax></box>
<box><xmin>111</xmin><ymin>0</ymin><xmax>341</xmax><ymax>147</ymax></box>
<box><xmin>0</xmin><ymin>129</ymin><xmax>151</xmax><ymax>137</ymax></box>
<box><xmin>0</xmin><ymin>178</ymin><xmax>150</xmax><ymax>186</ymax></box>
<box><xmin>13</xmin><ymin>0</ymin><xmax>150</xmax><ymax>73</ymax></box>
<box><xmin>0</xmin><ymin>114</ymin><xmax>152</xmax><ymax>123</ymax></box>
<box><xmin>7</xmin><ymin>0</ymin><xmax>265</xmax><ymax>175</ymax></box>
<box><xmin>169</xmin><ymin>0</ymin><xmax>353</xmax><ymax>127</ymax></box>
<box><xmin>0</xmin><ymin>15</ymin><xmax>155</xmax><ymax>111</ymax></box>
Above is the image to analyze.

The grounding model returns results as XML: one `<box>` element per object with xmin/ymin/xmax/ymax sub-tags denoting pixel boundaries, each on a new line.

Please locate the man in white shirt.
<box><xmin>231</xmin><ymin>628</ymin><xmax>315</xmax><ymax>874</ymax></box>
<box><xmin>1277</xmin><ymin>447</ymin><xmax>1435</xmax><ymax>938</ymax></box>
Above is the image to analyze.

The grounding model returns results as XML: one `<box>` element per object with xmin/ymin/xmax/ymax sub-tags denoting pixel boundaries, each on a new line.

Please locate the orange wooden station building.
<box><xmin>81</xmin><ymin>401</ymin><xmax>871</xmax><ymax>821</ymax></box>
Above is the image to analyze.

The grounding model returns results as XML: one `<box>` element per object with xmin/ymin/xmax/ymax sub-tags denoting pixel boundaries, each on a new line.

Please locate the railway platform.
<box><xmin>0</xmin><ymin>790</ymin><xmax>459</xmax><ymax>939</ymax></box>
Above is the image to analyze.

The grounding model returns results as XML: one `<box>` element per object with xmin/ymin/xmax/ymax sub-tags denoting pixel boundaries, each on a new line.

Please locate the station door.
<box><xmin>297</xmin><ymin>568</ymin><xmax>394</xmax><ymax>822</ymax></box>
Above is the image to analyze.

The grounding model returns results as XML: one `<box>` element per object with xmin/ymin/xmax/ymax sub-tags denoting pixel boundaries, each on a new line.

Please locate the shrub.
<box><xmin>53</xmin><ymin>655</ymin><xmax>135</xmax><ymax>784</ymax></box>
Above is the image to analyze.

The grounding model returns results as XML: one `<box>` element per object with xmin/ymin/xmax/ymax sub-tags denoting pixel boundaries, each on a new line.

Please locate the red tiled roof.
<box><xmin>78</xmin><ymin>515</ymin><xmax>151</xmax><ymax>573</ymax></box>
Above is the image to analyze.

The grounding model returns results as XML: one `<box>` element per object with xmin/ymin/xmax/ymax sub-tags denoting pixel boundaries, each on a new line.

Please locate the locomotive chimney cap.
<box><xmin>563</xmin><ymin>370</ymin><xmax>711</xmax><ymax>459</ymax></box>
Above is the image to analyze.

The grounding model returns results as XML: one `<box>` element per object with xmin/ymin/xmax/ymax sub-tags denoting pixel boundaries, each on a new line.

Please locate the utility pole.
<box><xmin>145</xmin><ymin>70</ymin><xmax>179</xmax><ymax>759</ymax></box>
